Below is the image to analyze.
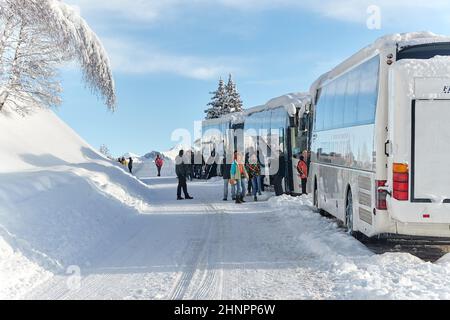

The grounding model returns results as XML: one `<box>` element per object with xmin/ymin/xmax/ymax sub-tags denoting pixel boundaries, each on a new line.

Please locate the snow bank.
<box><xmin>269</xmin><ymin>195</ymin><xmax>450</xmax><ymax>299</ymax></box>
<box><xmin>0</xmin><ymin>109</ymin><xmax>153</xmax><ymax>299</ymax></box>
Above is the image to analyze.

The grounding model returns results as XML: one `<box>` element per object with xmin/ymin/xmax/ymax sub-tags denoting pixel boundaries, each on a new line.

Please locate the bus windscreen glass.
<box><xmin>397</xmin><ymin>42</ymin><xmax>450</xmax><ymax>60</ymax></box>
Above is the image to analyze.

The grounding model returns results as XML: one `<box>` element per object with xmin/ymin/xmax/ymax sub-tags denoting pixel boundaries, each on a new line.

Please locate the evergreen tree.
<box><xmin>225</xmin><ymin>74</ymin><xmax>243</xmax><ymax>114</ymax></box>
<box><xmin>205</xmin><ymin>78</ymin><xmax>226</xmax><ymax>119</ymax></box>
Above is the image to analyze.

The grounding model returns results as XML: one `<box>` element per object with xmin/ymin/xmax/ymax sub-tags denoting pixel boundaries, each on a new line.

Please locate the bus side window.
<box><xmin>344</xmin><ymin>67</ymin><xmax>361</xmax><ymax>127</ymax></box>
<box><xmin>357</xmin><ymin>56</ymin><xmax>380</xmax><ymax>124</ymax></box>
<box><xmin>324</xmin><ymin>80</ymin><xmax>337</xmax><ymax>131</ymax></box>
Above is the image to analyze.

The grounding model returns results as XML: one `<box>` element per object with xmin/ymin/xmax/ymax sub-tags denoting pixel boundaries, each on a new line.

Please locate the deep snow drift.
<box><xmin>0</xmin><ymin>109</ymin><xmax>153</xmax><ymax>299</ymax></box>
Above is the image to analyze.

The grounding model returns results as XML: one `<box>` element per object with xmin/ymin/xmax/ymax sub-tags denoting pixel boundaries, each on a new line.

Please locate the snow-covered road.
<box><xmin>23</xmin><ymin>177</ymin><xmax>450</xmax><ymax>300</ymax></box>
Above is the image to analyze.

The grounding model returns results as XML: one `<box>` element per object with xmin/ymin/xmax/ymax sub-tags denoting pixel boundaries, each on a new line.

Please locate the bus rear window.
<box><xmin>397</xmin><ymin>42</ymin><xmax>450</xmax><ymax>60</ymax></box>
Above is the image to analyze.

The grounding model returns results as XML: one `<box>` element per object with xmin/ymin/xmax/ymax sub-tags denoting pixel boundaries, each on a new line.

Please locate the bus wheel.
<box><xmin>313</xmin><ymin>179</ymin><xmax>318</xmax><ymax>208</ymax></box>
<box><xmin>345</xmin><ymin>190</ymin><xmax>354</xmax><ymax>235</ymax></box>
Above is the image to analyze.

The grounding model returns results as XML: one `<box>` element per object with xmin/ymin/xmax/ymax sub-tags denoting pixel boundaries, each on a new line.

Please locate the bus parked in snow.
<box><xmin>309</xmin><ymin>32</ymin><xmax>450</xmax><ymax>238</ymax></box>
<box><xmin>202</xmin><ymin>93</ymin><xmax>311</xmax><ymax>195</ymax></box>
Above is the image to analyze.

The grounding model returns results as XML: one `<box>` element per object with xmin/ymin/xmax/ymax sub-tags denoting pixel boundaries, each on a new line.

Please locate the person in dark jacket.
<box><xmin>221</xmin><ymin>155</ymin><xmax>235</xmax><ymax>201</ymax></box>
<box><xmin>247</xmin><ymin>154</ymin><xmax>262</xmax><ymax>201</ymax></box>
<box><xmin>175</xmin><ymin>150</ymin><xmax>193</xmax><ymax>200</ymax></box>
<box><xmin>257</xmin><ymin>150</ymin><xmax>265</xmax><ymax>192</ymax></box>
<box><xmin>245</xmin><ymin>152</ymin><xmax>253</xmax><ymax>196</ymax></box>
<box><xmin>128</xmin><ymin>157</ymin><xmax>133</xmax><ymax>174</ymax></box>
<box><xmin>190</xmin><ymin>151</ymin><xmax>195</xmax><ymax>180</ymax></box>
<box><xmin>272</xmin><ymin>151</ymin><xmax>286</xmax><ymax>196</ymax></box>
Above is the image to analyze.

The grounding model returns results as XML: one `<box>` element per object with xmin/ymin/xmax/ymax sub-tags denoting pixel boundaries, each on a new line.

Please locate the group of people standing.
<box><xmin>174</xmin><ymin>148</ymin><xmax>309</xmax><ymax>203</ymax></box>
<box><xmin>222</xmin><ymin>151</ymin><xmax>263</xmax><ymax>204</ymax></box>
<box><xmin>118</xmin><ymin>157</ymin><xmax>134</xmax><ymax>174</ymax></box>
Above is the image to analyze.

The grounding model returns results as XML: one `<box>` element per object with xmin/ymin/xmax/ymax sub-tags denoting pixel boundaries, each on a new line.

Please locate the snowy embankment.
<box><xmin>0</xmin><ymin>109</ymin><xmax>153</xmax><ymax>299</ymax></box>
<box><xmin>266</xmin><ymin>196</ymin><xmax>450</xmax><ymax>299</ymax></box>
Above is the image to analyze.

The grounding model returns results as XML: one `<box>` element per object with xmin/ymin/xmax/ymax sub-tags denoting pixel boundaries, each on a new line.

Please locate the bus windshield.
<box><xmin>397</xmin><ymin>42</ymin><xmax>450</xmax><ymax>60</ymax></box>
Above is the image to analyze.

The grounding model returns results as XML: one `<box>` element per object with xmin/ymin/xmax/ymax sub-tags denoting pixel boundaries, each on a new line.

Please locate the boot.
<box><xmin>254</xmin><ymin>196</ymin><xmax>258</xmax><ymax>202</ymax></box>
<box><xmin>235</xmin><ymin>197</ymin><xmax>242</xmax><ymax>204</ymax></box>
<box><xmin>177</xmin><ymin>197</ymin><xmax>184</xmax><ymax>200</ymax></box>
<box><xmin>185</xmin><ymin>195</ymin><xmax>194</xmax><ymax>200</ymax></box>
<box><xmin>240</xmin><ymin>195</ymin><xmax>246</xmax><ymax>203</ymax></box>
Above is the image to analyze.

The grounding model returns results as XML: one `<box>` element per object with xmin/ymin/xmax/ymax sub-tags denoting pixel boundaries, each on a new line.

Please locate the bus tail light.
<box><xmin>376</xmin><ymin>180</ymin><xmax>388</xmax><ymax>210</ymax></box>
<box><xmin>393</xmin><ymin>163</ymin><xmax>409</xmax><ymax>201</ymax></box>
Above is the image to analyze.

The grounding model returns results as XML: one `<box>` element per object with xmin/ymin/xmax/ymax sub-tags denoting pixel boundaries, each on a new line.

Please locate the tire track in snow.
<box><xmin>167</xmin><ymin>206</ymin><xmax>213</xmax><ymax>300</ymax></box>
<box><xmin>191</xmin><ymin>204</ymin><xmax>224</xmax><ymax>300</ymax></box>
<box><xmin>168</xmin><ymin>239</ymin><xmax>205</xmax><ymax>300</ymax></box>
<box><xmin>168</xmin><ymin>203</ymin><xmax>227</xmax><ymax>300</ymax></box>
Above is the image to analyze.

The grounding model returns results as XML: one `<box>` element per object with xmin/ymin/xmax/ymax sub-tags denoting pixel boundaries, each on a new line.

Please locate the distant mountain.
<box><xmin>120</xmin><ymin>143</ymin><xmax>195</xmax><ymax>178</ymax></box>
<box><xmin>121</xmin><ymin>152</ymin><xmax>141</xmax><ymax>159</ymax></box>
<box><xmin>162</xmin><ymin>143</ymin><xmax>192</xmax><ymax>161</ymax></box>
<box><xmin>143</xmin><ymin>151</ymin><xmax>169</xmax><ymax>161</ymax></box>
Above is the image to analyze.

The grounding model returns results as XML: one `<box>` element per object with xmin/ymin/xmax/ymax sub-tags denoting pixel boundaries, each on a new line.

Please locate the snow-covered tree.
<box><xmin>0</xmin><ymin>1</ymin><xmax>65</xmax><ymax>114</ymax></box>
<box><xmin>225</xmin><ymin>74</ymin><xmax>243</xmax><ymax>113</ymax></box>
<box><xmin>99</xmin><ymin>144</ymin><xmax>111</xmax><ymax>159</ymax></box>
<box><xmin>0</xmin><ymin>0</ymin><xmax>116</xmax><ymax>114</ymax></box>
<box><xmin>205</xmin><ymin>78</ymin><xmax>226</xmax><ymax>119</ymax></box>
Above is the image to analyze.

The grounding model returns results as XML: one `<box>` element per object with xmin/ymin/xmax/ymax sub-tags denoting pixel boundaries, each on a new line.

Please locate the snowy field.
<box><xmin>3</xmin><ymin>110</ymin><xmax>450</xmax><ymax>300</ymax></box>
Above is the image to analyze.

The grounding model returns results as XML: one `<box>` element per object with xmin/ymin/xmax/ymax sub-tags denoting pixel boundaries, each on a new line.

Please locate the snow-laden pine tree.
<box><xmin>205</xmin><ymin>78</ymin><xmax>226</xmax><ymax>119</ymax></box>
<box><xmin>225</xmin><ymin>74</ymin><xmax>243</xmax><ymax>113</ymax></box>
<box><xmin>0</xmin><ymin>0</ymin><xmax>116</xmax><ymax>114</ymax></box>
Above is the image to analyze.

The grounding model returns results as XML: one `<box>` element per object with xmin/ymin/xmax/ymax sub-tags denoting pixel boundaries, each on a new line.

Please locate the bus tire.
<box><xmin>345</xmin><ymin>189</ymin><xmax>363</xmax><ymax>239</ymax></box>
<box><xmin>313</xmin><ymin>177</ymin><xmax>319</xmax><ymax>209</ymax></box>
<box><xmin>345</xmin><ymin>189</ymin><xmax>355</xmax><ymax>235</ymax></box>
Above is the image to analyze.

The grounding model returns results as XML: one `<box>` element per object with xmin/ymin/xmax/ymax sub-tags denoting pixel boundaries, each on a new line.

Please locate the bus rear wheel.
<box><xmin>313</xmin><ymin>179</ymin><xmax>318</xmax><ymax>208</ymax></box>
<box><xmin>345</xmin><ymin>190</ymin><xmax>354</xmax><ymax>235</ymax></box>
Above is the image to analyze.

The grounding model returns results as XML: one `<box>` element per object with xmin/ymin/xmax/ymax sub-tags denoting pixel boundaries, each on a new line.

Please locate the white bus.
<box><xmin>309</xmin><ymin>32</ymin><xmax>450</xmax><ymax>238</ymax></box>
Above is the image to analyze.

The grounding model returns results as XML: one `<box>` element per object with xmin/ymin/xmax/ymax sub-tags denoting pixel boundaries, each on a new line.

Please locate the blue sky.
<box><xmin>58</xmin><ymin>0</ymin><xmax>450</xmax><ymax>156</ymax></box>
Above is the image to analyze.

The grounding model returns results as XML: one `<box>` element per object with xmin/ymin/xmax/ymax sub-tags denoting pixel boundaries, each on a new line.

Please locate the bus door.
<box><xmin>411</xmin><ymin>99</ymin><xmax>450</xmax><ymax>203</ymax></box>
<box><xmin>287</xmin><ymin>126</ymin><xmax>301</xmax><ymax>194</ymax></box>
<box><xmin>232</xmin><ymin>123</ymin><xmax>245</xmax><ymax>154</ymax></box>
<box><xmin>389</xmin><ymin>74</ymin><xmax>450</xmax><ymax>206</ymax></box>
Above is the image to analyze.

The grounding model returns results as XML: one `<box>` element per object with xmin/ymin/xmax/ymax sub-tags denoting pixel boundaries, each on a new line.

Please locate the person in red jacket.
<box><xmin>155</xmin><ymin>154</ymin><xmax>164</xmax><ymax>177</ymax></box>
<box><xmin>297</xmin><ymin>155</ymin><xmax>308</xmax><ymax>195</ymax></box>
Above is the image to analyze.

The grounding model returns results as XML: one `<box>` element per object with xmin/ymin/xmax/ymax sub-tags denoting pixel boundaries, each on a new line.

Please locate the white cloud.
<box><xmin>67</xmin><ymin>0</ymin><xmax>450</xmax><ymax>24</ymax></box>
<box><xmin>102</xmin><ymin>38</ymin><xmax>242</xmax><ymax>80</ymax></box>
<box><xmin>67</xmin><ymin>0</ymin><xmax>201</xmax><ymax>22</ymax></box>
<box><xmin>298</xmin><ymin>0</ymin><xmax>450</xmax><ymax>23</ymax></box>
<box><xmin>65</xmin><ymin>0</ymin><xmax>450</xmax><ymax>79</ymax></box>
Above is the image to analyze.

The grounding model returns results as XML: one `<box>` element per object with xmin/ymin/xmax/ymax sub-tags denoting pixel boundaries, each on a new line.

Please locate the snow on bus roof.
<box><xmin>310</xmin><ymin>32</ymin><xmax>450</xmax><ymax>95</ymax></box>
<box><xmin>202</xmin><ymin>92</ymin><xmax>311</xmax><ymax>126</ymax></box>
<box><xmin>246</xmin><ymin>92</ymin><xmax>311</xmax><ymax>117</ymax></box>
